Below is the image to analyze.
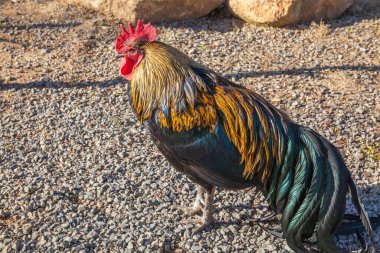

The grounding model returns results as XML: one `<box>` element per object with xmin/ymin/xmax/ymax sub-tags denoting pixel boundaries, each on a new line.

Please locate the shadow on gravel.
<box><xmin>2</xmin><ymin>64</ymin><xmax>379</xmax><ymax>91</ymax></box>
<box><xmin>288</xmin><ymin>8</ymin><xmax>380</xmax><ymax>31</ymax></box>
<box><xmin>0</xmin><ymin>21</ymin><xmax>82</xmax><ymax>31</ymax></box>
<box><xmin>161</xmin><ymin>18</ymin><xmax>244</xmax><ymax>33</ymax></box>
<box><xmin>159</xmin><ymin>6</ymin><xmax>242</xmax><ymax>33</ymax></box>
<box><xmin>0</xmin><ymin>77</ymin><xmax>126</xmax><ymax>91</ymax></box>
<box><xmin>224</xmin><ymin>64</ymin><xmax>380</xmax><ymax>80</ymax></box>
<box><xmin>324</xmin><ymin>8</ymin><xmax>380</xmax><ymax>30</ymax></box>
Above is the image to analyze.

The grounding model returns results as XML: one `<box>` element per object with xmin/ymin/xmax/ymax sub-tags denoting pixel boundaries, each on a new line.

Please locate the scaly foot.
<box><xmin>191</xmin><ymin>215</ymin><xmax>216</xmax><ymax>234</ymax></box>
<box><xmin>192</xmin><ymin>186</ymin><xmax>216</xmax><ymax>234</ymax></box>
<box><xmin>173</xmin><ymin>205</ymin><xmax>203</xmax><ymax>217</ymax></box>
<box><xmin>174</xmin><ymin>185</ymin><xmax>205</xmax><ymax>217</ymax></box>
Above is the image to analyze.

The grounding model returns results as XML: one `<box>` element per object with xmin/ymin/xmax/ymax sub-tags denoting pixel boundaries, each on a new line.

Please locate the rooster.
<box><xmin>115</xmin><ymin>20</ymin><xmax>378</xmax><ymax>253</ymax></box>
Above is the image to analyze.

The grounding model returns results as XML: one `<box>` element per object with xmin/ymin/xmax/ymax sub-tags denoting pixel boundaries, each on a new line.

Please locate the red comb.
<box><xmin>115</xmin><ymin>19</ymin><xmax>157</xmax><ymax>53</ymax></box>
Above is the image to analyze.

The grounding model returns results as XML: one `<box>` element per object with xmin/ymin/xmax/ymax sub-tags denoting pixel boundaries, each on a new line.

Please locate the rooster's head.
<box><xmin>115</xmin><ymin>20</ymin><xmax>157</xmax><ymax>80</ymax></box>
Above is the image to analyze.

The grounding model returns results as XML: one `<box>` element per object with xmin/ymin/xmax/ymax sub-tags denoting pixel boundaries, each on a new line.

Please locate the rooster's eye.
<box><xmin>128</xmin><ymin>48</ymin><xmax>136</xmax><ymax>54</ymax></box>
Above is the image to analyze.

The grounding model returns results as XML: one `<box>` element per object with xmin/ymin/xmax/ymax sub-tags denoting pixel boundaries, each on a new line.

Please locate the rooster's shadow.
<box><xmin>0</xmin><ymin>77</ymin><xmax>127</xmax><ymax>91</ymax></box>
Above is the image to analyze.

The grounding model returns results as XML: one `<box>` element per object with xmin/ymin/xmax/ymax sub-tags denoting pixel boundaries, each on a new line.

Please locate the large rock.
<box><xmin>227</xmin><ymin>0</ymin><xmax>354</xmax><ymax>27</ymax></box>
<box><xmin>63</xmin><ymin>0</ymin><xmax>224</xmax><ymax>23</ymax></box>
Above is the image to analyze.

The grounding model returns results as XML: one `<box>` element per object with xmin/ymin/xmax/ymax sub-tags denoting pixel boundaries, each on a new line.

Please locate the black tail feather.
<box><xmin>337</xmin><ymin>214</ymin><xmax>380</xmax><ymax>235</ymax></box>
<box><xmin>347</xmin><ymin>177</ymin><xmax>377</xmax><ymax>252</ymax></box>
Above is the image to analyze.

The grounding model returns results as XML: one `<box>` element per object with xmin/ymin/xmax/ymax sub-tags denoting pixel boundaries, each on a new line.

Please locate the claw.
<box><xmin>191</xmin><ymin>216</ymin><xmax>216</xmax><ymax>234</ymax></box>
<box><xmin>173</xmin><ymin>205</ymin><xmax>202</xmax><ymax>217</ymax></box>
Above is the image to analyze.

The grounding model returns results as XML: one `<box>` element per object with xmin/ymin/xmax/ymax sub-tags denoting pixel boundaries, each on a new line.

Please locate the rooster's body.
<box><xmin>115</xmin><ymin>21</ymin><xmax>377</xmax><ymax>253</ymax></box>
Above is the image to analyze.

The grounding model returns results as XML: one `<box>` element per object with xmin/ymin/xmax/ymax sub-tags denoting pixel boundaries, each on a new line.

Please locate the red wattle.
<box><xmin>120</xmin><ymin>57</ymin><xmax>135</xmax><ymax>80</ymax></box>
<box><xmin>120</xmin><ymin>55</ymin><xmax>144</xmax><ymax>81</ymax></box>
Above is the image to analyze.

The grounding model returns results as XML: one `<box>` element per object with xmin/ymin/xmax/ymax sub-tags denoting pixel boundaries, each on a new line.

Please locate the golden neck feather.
<box><xmin>130</xmin><ymin>42</ymin><xmax>208</xmax><ymax>122</ymax></box>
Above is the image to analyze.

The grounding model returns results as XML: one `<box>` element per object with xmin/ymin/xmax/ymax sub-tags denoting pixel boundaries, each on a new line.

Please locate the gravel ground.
<box><xmin>1</xmin><ymin>1</ymin><xmax>379</xmax><ymax>252</ymax></box>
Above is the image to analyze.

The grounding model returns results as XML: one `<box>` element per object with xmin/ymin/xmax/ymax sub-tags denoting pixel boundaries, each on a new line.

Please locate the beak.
<box><xmin>115</xmin><ymin>53</ymin><xmax>123</xmax><ymax>59</ymax></box>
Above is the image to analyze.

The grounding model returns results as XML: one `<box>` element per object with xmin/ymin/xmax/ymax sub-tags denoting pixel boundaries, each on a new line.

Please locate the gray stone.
<box><xmin>22</xmin><ymin>223</ymin><xmax>33</xmax><ymax>235</ymax></box>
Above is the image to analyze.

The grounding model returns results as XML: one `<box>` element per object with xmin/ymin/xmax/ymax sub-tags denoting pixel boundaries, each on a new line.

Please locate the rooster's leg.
<box><xmin>174</xmin><ymin>185</ymin><xmax>204</xmax><ymax>216</ymax></box>
<box><xmin>190</xmin><ymin>185</ymin><xmax>205</xmax><ymax>215</ymax></box>
<box><xmin>192</xmin><ymin>186</ymin><xmax>216</xmax><ymax>234</ymax></box>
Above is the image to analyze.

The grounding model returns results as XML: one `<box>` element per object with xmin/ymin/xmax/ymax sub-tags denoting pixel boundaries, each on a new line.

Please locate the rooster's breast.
<box><xmin>145</xmin><ymin>119</ymin><xmax>260</xmax><ymax>190</ymax></box>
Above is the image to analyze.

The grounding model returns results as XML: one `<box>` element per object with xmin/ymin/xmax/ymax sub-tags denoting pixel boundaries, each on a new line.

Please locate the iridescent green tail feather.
<box><xmin>265</xmin><ymin>126</ymin><xmax>376</xmax><ymax>253</ymax></box>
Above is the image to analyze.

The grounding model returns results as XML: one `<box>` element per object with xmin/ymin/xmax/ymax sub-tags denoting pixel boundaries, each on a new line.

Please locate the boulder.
<box><xmin>227</xmin><ymin>0</ymin><xmax>354</xmax><ymax>27</ymax></box>
<box><xmin>63</xmin><ymin>0</ymin><xmax>224</xmax><ymax>23</ymax></box>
